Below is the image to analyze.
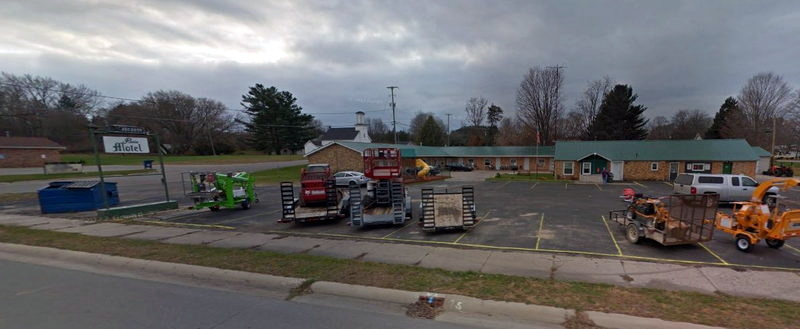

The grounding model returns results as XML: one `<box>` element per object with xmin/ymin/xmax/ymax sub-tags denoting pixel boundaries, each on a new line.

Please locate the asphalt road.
<box><xmin>0</xmin><ymin>258</ymin><xmax>479</xmax><ymax>329</ymax></box>
<box><xmin>0</xmin><ymin>160</ymin><xmax>306</xmax><ymax>197</ymax></box>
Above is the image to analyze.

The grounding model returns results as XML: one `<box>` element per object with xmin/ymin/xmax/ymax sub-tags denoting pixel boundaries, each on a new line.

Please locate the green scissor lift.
<box><xmin>184</xmin><ymin>171</ymin><xmax>257</xmax><ymax>211</ymax></box>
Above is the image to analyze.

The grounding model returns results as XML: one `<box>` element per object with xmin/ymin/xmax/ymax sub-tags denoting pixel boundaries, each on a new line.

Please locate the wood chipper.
<box><xmin>609</xmin><ymin>193</ymin><xmax>718</xmax><ymax>246</ymax></box>
<box><xmin>420</xmin><ymin>186</ymin><xmax>477</xmax><ymax>232</ymax></box>
<box><xmin>715</xmin><ymin>178</ymin><xmax>800</xmax><ymax>252</ymax></box>
<box><xmin>183</xmin><ymin>171</ymin><xmax>257</xmax><ymax>211</ymax></box>
<box><xmin>279</xmin><ymin>178</ymin><xmax>349</xmax><ymax>223</ymax></box>
<box><xmin>349</xmin><ymin>148</ymin><xmax>411</xmax><ymax>227</ymax></box>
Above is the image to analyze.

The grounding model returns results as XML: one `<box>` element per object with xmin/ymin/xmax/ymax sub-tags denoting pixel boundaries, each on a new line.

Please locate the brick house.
<box><xmin>305</xmin><ymin>141</ymin><xmax>555</xmax><ymax>174</ymax></box>
<box><xmin>553</xmin><ymin>139</ymin><xmax>761</xmax><ymax>182</ymax></box>
<box><xmin>0</xmin><ymin>137</ymin><xmax>66</xmax><ymax>168</ymax></box>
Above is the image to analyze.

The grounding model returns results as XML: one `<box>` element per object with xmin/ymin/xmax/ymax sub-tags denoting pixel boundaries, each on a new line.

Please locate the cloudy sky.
<box><xmin>2</xmin><ymin>0</ymin><xmax>799</xmax><ymax>128</ymax></box>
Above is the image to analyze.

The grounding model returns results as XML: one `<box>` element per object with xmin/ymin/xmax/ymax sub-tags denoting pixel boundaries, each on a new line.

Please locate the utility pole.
<box><xmin>387</xmin><ymin>86</ymin><xmax>398</xmax><ymax>144</ymax></box>
<box><xmin>770</xmin><ymin>116</ymin><xmax>777</xmax><ymax>168</ymax></box>
<box><xmin>545</xmin><ymin>65</ymin><xmax>565</xmax><ymax>147</ymax></box>
<box><xmin>445</xmin><ymin>113</ymin><xmax>451</xmax><ymax>146</ymax></box>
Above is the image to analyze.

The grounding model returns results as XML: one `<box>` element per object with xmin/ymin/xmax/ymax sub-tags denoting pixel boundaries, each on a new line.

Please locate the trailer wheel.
<box><xmin>626</xmin><ymin>224</ymin><xmax>641</xmax><ymax>244</ymax></box>
<box><xmin>735</xmin><ymin>235</ymin><xmax>754</xmax><ymax>252</ymax></box>
<box><xmin>241</xmin><ymin>199</ymin><xmax>251</xmax><ymax>210</ymax></box>
<box><xmin>766</xmin><ymin>239</ymin><xmax>784</xmax><ymax>249</ymax></box>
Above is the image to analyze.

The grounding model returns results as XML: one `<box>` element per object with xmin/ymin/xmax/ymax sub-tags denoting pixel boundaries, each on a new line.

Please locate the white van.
<box><xmin>673</xmin><ymin>173</ymin><xmax>779</xmax><ymax>204</ymax></box>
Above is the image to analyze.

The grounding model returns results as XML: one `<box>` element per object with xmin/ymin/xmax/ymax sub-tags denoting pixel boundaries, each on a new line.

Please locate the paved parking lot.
<box><xmin>150</xmin><ymin>179</ymin><xmax>800</xmax><ymax>271</ymax></box>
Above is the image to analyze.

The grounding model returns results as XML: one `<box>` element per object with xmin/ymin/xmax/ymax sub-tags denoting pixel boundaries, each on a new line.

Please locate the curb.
<box><xmin>310</xmin><ymin>281</ymin><xmax>574</xmax><ymax>325</ymax></box>
<box><xmin>585</xmin><ymin>311</ymin><xmax>725</xmax><ymax>329</ymax></box>
<box><xmin>0</xmin><ymin>242</ymin><xmax>303</xmax><ymax>296</ymax></box>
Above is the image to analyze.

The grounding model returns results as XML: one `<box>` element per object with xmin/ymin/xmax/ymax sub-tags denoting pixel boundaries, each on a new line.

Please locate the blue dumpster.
<box><xmin>38</xmin><ymin>181</ymin><xmax>120</xmax><ymax>214</ymax></box>
<box><xmin>143</xmin><ymin>160</ymin><xmax>154</xmax><ymax>169</ymax></box>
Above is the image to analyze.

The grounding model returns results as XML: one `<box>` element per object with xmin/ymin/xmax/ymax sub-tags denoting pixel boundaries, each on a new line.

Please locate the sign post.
<box><xmin>89</xmin><ymin>124</ymin><xmax>170</xmax><ymax>212</ymax></box>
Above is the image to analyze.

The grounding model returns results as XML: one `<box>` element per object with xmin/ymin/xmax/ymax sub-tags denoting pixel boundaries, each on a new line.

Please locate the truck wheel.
<box><xmin>626</xmin><ymin>224</ymin><xmax>641</xmax><ymax>244</ymax></box>
<box><xmin>735</xmin><ymin>235</ymin><xmax>754</xmax><ymax>252</ymax></box>
<box><xmin>766</xmin><ymin>239</ymin><xmax>784</xmax><ymax>249</ymax></box>
<box><xmin>209</xmin><ymin>205</ymin><xmax>220</xmax><ymax>212</ymax></box>
<box><xmin>241</xmin><ymin>199</ymin><xmax>251</xmax><ymax>210</ymax></box>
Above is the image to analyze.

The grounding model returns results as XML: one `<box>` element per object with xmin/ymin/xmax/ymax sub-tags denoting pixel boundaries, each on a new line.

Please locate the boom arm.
<box><xmin>416</xmin><ymin>158</ymin><xmax>431</xmax><ymax>178</ymax></box>
<box><xmin>751</xmin><ymin>178</ymin><xmax>800</xmax><ymax>202</ymax></box>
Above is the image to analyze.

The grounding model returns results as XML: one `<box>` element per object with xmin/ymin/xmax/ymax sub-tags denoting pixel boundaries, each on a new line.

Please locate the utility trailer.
<box><xmin>279</xmin><ymin>179</ymin><xmax>349</xmax><ymax>223</ymax></box>
<box><xmin>349</xmin><ymin>148</ymin><xmax>411</xmax><ymax>227</ymax></box>
<box><xmin>609</xmin><ymin>193</ymin><xmax>718</xmax><ymax>246</ymax></box>
<box><xmin>420</xmin><ymin>186</ymin><xmax>476</xmax><ymax>232</ymax></box>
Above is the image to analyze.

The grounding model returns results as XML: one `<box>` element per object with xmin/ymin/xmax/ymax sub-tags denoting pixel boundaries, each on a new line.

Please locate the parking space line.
<box><xmin>564</xmin><ymin>183</ymin><xmax>568</xmax><ymax>190</ymax></box>
<box><xmin>784</xmin><ymin>243</ymin><xmax>800</xmax><ymax>255</ymax></box>
<box><xmin>535</xmin><ymin>213</ymin><xmax>544</xmax><ymax>249</ymax></box>
<box><xmin>698</xmin><ymin>242</ymin><xmax>729</xmax><ymax>265</ymax></box>
<box><xmin>662</xmin><ymin>182</ymin><xmax>673</xmax><ymax>186</ymax></box>
<box><xmin>453</xmin><ymin>210</ymin><xmax>491</xmax><ymax>243</ymax></box>
<box><xmin>137</xmin><ymin>220</ymin><xmax>236</xmax><ymax>230</ymax></box>
<box><xmin>633</xmin><ymin>181</ymin><xmax>646</xmax><ymax>188</ymax></box>
<box><xmin>601</xmin><ymin>216</ymin><xmax>623</xmax><ymax>256</ymax></box>
<box><xmin>594</xmin><ymin>183</ymin><xmax>602</xmax><ymax>191</ymax></box>
<box><xmin>529</xmin><ymin>183</ymin><xmax>538</xmax><ymax>190</ymax></box>
<box><xmin>381</xmin><ymin>222</ymin><xmax>412</xmax><ymax>238</ymax></box>
<box><xmin>216</xmin><ymin>209</ymin><xmax>280</xmax><ymax>225</ymax></box>
<box><xmin>265</xmin><ymin>230</ymin><xmax>800</xmax><ymax>271</ymax></box>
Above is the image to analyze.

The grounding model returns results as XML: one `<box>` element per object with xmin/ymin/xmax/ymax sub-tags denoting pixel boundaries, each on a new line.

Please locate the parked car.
<box><xmin>763</xmin><ymin>165</ymin><xmax>794</xmax><ymax>177</ymax></box>
<box><xmin>446</xmin><ymin>164</ymin><xmax>473</xmax><ymax>172</ymax></box>
<box><xmin>673</xmin><ymin>173</ymin><xmax>779</xmax><ymax>205</ymax></box>
<box><xmin>428</xmin><ymin>165</ymin><xmax>441</xmax><ymax>176</ymax></box>
<box><xmin>333</xmin><ymin>171</ymin><xmax>368</xmax><ymax>186</ymax></box>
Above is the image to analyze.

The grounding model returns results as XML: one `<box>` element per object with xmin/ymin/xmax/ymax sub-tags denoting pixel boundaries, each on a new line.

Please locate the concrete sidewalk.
<box><xmin>1</xmin><ymin>165</ymin><xmax>143</xmax><ymax>175</ymax></box>
<box><xmin>1</xmin><ymin>213</ymin><xmax>799</xmax><ymax>303</ymax></box>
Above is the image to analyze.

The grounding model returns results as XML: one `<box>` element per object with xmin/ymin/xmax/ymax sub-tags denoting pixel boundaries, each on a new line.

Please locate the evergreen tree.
<box><xmin>486</xmin><ymin>104</ymin><xmax>503</xmax><ymax>145</ymax></box>
<box><xmin>704</xmin><ymin>97</ymin><xmax>738</xmax><ymax>139</ymax></box>
<box><xmin>241</xmin><ymin>84</ymin><xmax>315</xmax><ymax>154</ymax></box>
<box><xmin>417</xmin><ymin>116</ymin><xmax>445</xmax><ymax>146</ymax></box>
<box><xmin>586</xmin><ymin>84</ymin><xmax>648</xmax><ymax>140</ymax></box>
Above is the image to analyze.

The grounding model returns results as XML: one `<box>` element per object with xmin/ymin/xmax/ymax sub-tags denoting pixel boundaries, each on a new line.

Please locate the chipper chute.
<box><xmin>184</xmin><ymin>171</ymin><xmax>257</xmax><ymax>211</ymax></box>
<box><xmin>610</xmin><ymin>193</ymin><xmax>718</xmax><ymax>246</ymax></box>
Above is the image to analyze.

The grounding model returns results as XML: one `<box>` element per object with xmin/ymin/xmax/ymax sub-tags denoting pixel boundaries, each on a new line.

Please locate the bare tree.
<box><xmin>668</xmin><ymin>109</ymin><xmax>712</xmax><ymax>139</ymax></box>
<box><xmin>496</xmin><ymin>117</ymin><xmax>534</xmax><ymax>146</ymax></box>
<box><xmin>516</xmin><ymin>66</ymin><xmax>564</xmax><ymax>145</ymax></box>
<box><xmin>738</xmin><ymin>72</ymin><xmax>796</xmax><ymax>147</ymax></box>
<box><xmin>574</xmin><ymin>76</ymin><xmax>613</xmax><ymax>136</ymax></box>
<box><xmin>647</xmin><ymin>116</ymin><xmax>671</xmax><ymax>139</ymax></box>
<box><xmin>558</xmin><ymin>111</ymin><xmax>585</xmax><ymax>140</ymax></box>
<box><xmin>464</xmin><ymin>97</ymin><xmax>487</xmax><ymax>127</ymax></box>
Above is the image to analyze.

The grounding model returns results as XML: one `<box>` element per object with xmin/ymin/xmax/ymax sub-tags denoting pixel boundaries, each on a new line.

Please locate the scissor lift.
<box><xmin>349</xmin><ymin>148</ymin><xmax>410</xmax><ymax>227</ymax></box>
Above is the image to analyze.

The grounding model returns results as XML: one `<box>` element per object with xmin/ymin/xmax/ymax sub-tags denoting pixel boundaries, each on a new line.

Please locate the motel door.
<box><xmin>669</xmin><ymin>162</ymin><xmax>679</xmax><ymax>181</ymax></box>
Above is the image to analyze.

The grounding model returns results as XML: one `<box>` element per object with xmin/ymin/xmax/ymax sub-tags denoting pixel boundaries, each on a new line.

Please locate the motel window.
<box><xmin>563</xmin><ymin>162</ymin><xmax>574</xmax><ymax>175</ymax></box>
<box><xmin>650</xmin><ymin>162</ymin><xmax>658</xmax><ymax>171</ymax></box>
<box><xmin>510</xmin><ymin>158</ymin><xmax>517</xmax><ymax>166</ymax></box>
<box><xmin>484</xmin><ymin>158</ymin><xmax>492</xmax><ymax>168</ymax></box>
<box><xmin>468</xmin><ymin>159</ymin><xmax>474</xmax><ymax>168</ymax></box>
<box><xmin>537</xmin><ymin>158</ymin><xmax>545</xmax><ymax>167</ymax></box>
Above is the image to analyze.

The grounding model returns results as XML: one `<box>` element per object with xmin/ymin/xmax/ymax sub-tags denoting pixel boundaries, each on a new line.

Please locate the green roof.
<box><xmin>554</xmin><ymin>139</ymin><xmax>759</xmax><ymax>161</ymax></box>
<box><xmin>751</xmin><ymin>146</ymin><xmax>771</xmax><ymax>157</ymax></box>
<box><xmin>310</xmin><ymin>141</ymin><xmax>554</xmax><ymax>158</ymax></box>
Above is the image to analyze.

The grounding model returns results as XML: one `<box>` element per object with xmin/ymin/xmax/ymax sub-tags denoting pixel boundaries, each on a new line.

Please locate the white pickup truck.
<box><xmin>673</xmin><ymin>173</ymin><xmax>779</xmax><ymax>205</ymax></box>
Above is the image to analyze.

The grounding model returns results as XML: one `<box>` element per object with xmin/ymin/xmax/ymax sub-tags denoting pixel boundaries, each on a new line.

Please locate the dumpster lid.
<box><xmin>64</xmin><ymin>181</ymin><xmax>101</xmax><ymax>189</ymax></box>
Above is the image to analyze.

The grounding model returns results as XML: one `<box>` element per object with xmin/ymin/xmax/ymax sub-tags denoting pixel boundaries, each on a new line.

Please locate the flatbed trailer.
<box><xmin>609</xmin><ymin>193</ymin><xmax>717</xmax><ymax>246</ymax></box>
<box><xmin>349</xmin><ymin>180</ymin><xmax>410</xmax><ymax>227</ymax></box>
<box><xmin>279</xmin><ymin>179</ymin><xmax>349</xmax><ymax>223</ymax></box>
<box><xmin>420</xmin><ymin>186</ymin><xmax>476</xmax><ymax>232</ymax></box>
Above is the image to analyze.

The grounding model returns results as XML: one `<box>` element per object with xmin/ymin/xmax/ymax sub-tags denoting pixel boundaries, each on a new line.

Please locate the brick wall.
<box><xmin>306</xmin><ymin>144</ymin><xmax>363</xmax><ymax>173</ymax></box>
<box><xmin>554</xmin><ymin>160</ymin><xmax>578</xmax><ymax>180</ymax></box>
<box><xmin>0</xmin><ymin>148</ymin><xmax>61</xmax><ymax>168</ymax></box>
<box><xmin>622</xmin><ymin>161</ymin><xmax>669</xmax><ymax>181</ymax></box>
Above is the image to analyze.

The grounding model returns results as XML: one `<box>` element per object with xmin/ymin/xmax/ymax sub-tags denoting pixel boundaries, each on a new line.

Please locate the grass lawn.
<box><xmin>0</xmin><ymin>192</ymin><xmax>37</xmax><ymax>202</ymax></box>
<box><xmin>776</xmin><ymin>161</ymin><xmax>800</xmax><ymax>169</ymax></box>
<box><xmin>251</xmin><ymin>164</ymin><xmax>304</xmax><ymax>184</ymax></box>
<box><xmin>62</xmin><ymin>153</ymin><xmax>303</xmax><ymax>166</ymax></box>
<box><xmin>0</xmin><ymin>224</ymin><xmax>796</xmax><ymax>329</ymax></box>
<box><xmin>0</xmin><ymin>169</ymin><xmax>155</xmax><ymax>183</ymax></box>
<box><xmin>486</xmin><ymin>173</ymin><xmax>568</xmax><ymax>182</ymax></box>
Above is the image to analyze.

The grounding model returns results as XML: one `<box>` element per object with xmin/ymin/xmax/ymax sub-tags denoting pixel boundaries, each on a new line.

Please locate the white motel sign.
<box><xmin>102</xmin><ymin>136</ymin><xmax>150</xmax><ymax>154</ymax></box>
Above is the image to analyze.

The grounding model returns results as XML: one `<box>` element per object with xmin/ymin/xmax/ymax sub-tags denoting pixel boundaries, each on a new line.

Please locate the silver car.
<box><xmin>333</xmin><ymin>171</ymin><xmax>369</xmax><ymax>186</ymax></box>
<box><xmin>673</xmin><ymin>173</ymin><xmax>779</xmax><ymax>205</ymax></box>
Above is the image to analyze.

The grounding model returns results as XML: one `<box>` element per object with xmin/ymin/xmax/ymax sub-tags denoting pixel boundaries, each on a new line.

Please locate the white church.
<box><xmin>304</xmin><ymin>111</ymin><xmax>372</xmax><ymax>155</ymax></box>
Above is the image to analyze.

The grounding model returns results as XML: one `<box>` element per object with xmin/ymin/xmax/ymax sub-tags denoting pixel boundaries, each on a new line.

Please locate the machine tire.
<box><xmin>209</xmin><ymin>205</ymin><xmax>221</xmax><ymax>212</ymax></box>
<box><xmin>241</xmin><ymin>199</ymin><xmax>251</xmax><ymax>210</ymax></box>
<box><xmin>626</xmin><ymin>223</ymin><xmax>641</xmax><ymax>244</ymax></box>
<box><xmin>735</xmin><ymin>235</ymin><xmax>754</xmax><ymax>252</ymax></box>
<box><xmin>766</xmin><ymin>238</ymin><xmax>785</xmax><ymax>249</ymax></box>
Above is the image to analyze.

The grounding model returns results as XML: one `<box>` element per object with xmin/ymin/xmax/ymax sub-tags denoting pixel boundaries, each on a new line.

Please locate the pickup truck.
<box><xmin>673</xmin><ymin>173</ymin><xmax>779</xmax><ymax>205</ymax></box>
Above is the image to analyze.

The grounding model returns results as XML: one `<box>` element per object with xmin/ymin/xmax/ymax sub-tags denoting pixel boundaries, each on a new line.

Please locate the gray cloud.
<box><xmin>1</xmin><ymin>0</ymin><xmax>799</xmax><ymax>128</ymax></box>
